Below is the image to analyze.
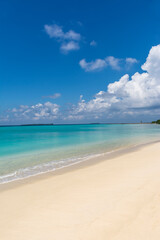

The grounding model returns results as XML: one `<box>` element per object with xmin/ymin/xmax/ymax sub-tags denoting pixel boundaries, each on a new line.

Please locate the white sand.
<box><xmin>1</xmin><ymin>142</ymin><xmax>160</xmax><ymax>240</ymax></box>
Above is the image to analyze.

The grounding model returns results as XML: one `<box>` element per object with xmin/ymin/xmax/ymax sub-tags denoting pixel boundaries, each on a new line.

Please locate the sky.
<box><xmin>1</xmin><ymin>0</ymin><xmax>160</xmax><ymax>124</ymax></box>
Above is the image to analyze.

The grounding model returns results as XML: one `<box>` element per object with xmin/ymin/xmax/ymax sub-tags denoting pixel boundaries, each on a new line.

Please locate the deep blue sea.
<box><xmin>0</xmin><ymin>124</ymin><xmax>160</xmax><ymax>184</ymax></box>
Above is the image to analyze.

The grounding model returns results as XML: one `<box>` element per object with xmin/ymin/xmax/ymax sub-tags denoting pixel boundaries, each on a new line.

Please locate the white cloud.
<box><xmin>60</xmin><ymin>41</ymin><xmax>80</xmax><ymax>53</ymax></box>
<box><xmin>44</xmin><ymin>24</ymin><xmax>81</xmax><ymax>41</ymax></box>
<box><xmin>105</xmin><ymin>56</ymin><xmax>121</xmax><ymax>70</ymax></box>
<box><xmin>126</xmin><ymin>57</ymin><xmax>138</xmax><ymax>64</ymax></box>
<box><xmin>71</xmin><ymin>44</ymin><xmax>160</xmax><ymax>120</ymax></box>
<box><xmin>4</xmin><ymin>44</ymin><xmax>160</xmax><ymax>123</ymax></box>
<box><xmin>141</xmin><ymin>45</ymin><xmax>160</xmax><ymax>76</ymax></box>
<box><xmin>44</xmin><ymin>23</ymin><xmax>81</xmax><ymax>53</ymax></box>
<box><xmin>65</xmin><ymin>30</ymin><xmax>81</xmax><ymax>41</ymax></box>
<box><xmin>80</xmin><ymin>56</ymin><xmax>138</xmax><ymax>72</ymax></box>
<box><xmin>107</xmin><ymin>74</ymin><xmax>129</xmax><ymax>94</ymax></box>
<box><xmin>44</xmin><ymin>24</ymin><xmax>64</xmax><ymax>39</ymax></box>
<box><xmin>90</xmin><ymin>40</ymin><xmax>97</xmax><ymax>46</ymax></box>
<box><xmin>79</xmin><ymin>56</ymin><xmax>121</xmax><ymax>72</ymax></box>
<box><xmin>10</xmin><ymin>102</ymin><xmax>60</xmax><ymax>121</ymax></box>
<box><xmin>43</xmin><ymin>93</ymin><xmax>61</xmax><ymax>99</ymax></box>
<box><xmin>79</xmin><ymin>58</ymin><xmax>107</xmax><ymax>72</ymax></box>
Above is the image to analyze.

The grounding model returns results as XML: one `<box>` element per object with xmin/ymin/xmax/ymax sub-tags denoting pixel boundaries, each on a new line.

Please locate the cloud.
<box><xmin>44</xmin><ymin>24</ymin><xmax>81</xmax><ymax>41</ymax></box>
<box><xmin>10</xmin><ymin>102</ymin><xmax>60</xmax><ymax>121</ymax></box>
<box><xmin>125</xmin><ymin>58</ymin><xmax>138</xmax><ymax>69</ymax></box>
<box><xmin>79</xmin><ymin>56</ymin><xmax>121</xmax><ymax>72</ymax></box>
<box><xmin>65</xmin><ymin>30</ymin><xmax>81</xmax><ymax>41</ymax></box>
<box><xmin>70</xmin><ymin>44</ymin><xmax>160</xmax><ymax>120</ymax></box>
<box><xmin>105</xmin><ymin>56</ymin><xmax>121</xmax><ymax>70</ymax></box>
<box><xmin>60</xmin><ymin>41</ymin><xmax>80</xmax><ymax>53</ymax></box>
<box><xmin>79</xmin><ymin>59</ymin><xmax>107</xmax><ymax>72</ymax></box>
<box><xmin>44</xmin><ymin>24</ymin><xmax>64</xmax><ymax>39</ymax></box>
<box><xmin>126</xmin><ymin>57</ymin><xmax>138</xmax><ymax>64</ymax></box>
<box><xmin>79</xmin><ymin>56</ymin><xmax>138</xmax><ymax>72</ymax></box>
<box><xmin>3</xmin><ymin>44</ymin><xmax>160</xmax><ymax>123</ymax></box>
<box><xmin>43</xmin><ymin>93</ymin><xmax>61</xmax><ymax>99</ymax></box>
<box><xmin>44</xmin><ymin>23</ymin><xmax>81</xmax><ymax>53</ymax></box>
<box><xmin>90</xmin><ymin>40</ymin><xmax>97</xmax><ymax>46</ymax></box>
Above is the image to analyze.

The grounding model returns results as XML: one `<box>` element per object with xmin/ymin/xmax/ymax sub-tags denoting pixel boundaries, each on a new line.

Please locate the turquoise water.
<box><xmin>0</xmin><ymin>124</ymin><xmax>160</xmax><ymax>183</ymax></box>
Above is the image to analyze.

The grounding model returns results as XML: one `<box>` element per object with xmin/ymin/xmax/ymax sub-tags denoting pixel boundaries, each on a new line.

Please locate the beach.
<box><xmin>1</xmin><ymin>142</ymin><xmax>160</xmax><ymax>240</ymax></box>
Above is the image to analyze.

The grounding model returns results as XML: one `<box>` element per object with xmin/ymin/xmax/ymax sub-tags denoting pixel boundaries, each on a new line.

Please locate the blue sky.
<box><xmin>1</xmin><ymin>0</ymin><xmax>160</xmax><ymax>124</ymax></box>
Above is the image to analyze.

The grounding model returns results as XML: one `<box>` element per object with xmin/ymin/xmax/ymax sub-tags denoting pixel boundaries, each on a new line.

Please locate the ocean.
<box><xmin>0</xmin><ymin>124</ymin><xmax>160</xmax><ymax>184</ymax></box>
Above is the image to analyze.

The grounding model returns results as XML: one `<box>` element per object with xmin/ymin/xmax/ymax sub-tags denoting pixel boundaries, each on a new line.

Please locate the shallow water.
<box><xmin>0</xmin><ymin>124</ymin><xmax>160</xmax><ymax>183</ymax></box>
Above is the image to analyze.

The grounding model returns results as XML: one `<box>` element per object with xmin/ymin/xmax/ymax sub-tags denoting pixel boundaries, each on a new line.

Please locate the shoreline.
<box><xmin>1</xmin><ymin>123</ymin><xmax>160</xmax><ymax>186</ymax></box>
<box><xmin>1</xmin><ymin>141</ymin><xmax>160</xmax><ymax>239</ymax></box>
<box><xmin>0</xmin><ymin>139</ymin><xmax>159</xmax><ymax>191</ymax></box>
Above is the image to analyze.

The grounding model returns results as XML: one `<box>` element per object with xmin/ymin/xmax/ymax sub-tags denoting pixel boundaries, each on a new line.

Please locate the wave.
<box><xmin>0</xmin><ymin>152</ymin><xmax>107</xmax><ymax>184</ymax></box>
<box><xmin>1</xmin><ymin>139</ymin><xmax>154</xmax><ymax>185</ymax></box>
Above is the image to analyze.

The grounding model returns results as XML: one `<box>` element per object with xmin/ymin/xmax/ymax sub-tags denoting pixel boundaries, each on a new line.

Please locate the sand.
<box><xmin>1</xmin><ymin>142</ymin><xmax>160</xmax><ymax>240</ymax></box>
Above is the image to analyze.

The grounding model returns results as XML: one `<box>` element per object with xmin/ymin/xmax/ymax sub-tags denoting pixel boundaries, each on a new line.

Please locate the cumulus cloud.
<box><xmin>44</xmin><ymin>24</ymin><xmax>64</xmax><ymax>39</ymax></box>
<box><xmin>79</xmin><ymin>59</ymin><xmax>107</xmax><ymax>72</ymax></box>
<box><xmin>70</xmin><ymin>44</ymin><xmax>160</xmax><ymax>120</ymax></box>
<box><xmin>3</xmin><ymin>44</ymin><xmax>160</xmax><ymax>123</ymax></box>
<box><xmin>79</xmin><ymin>56</ymin><xmax>121</xmax><ymax>72</ymax></box>
<box><xmin>126</xmin><ymin>57</ymin><xmax>138</xmax><ymax>64</ymax></box>
<box><xmin>105</xmin><ymin>56</ymin><xmax>121</xmax><ymax>70</ymax></box>
<box><xmin>80</xmin><ymin>56</ymin><xmax>138</xmax><ymax>72</ymax></box>
<box><xmin>60</xmin><ymin>41</ymin><xmax>80</xmax><ymax>53</ymax></box>
<box><xmin>10</xmin><ymin>102</ymin><xmax>60</xmax><ymax>121</ymax></box>
<box><xmin>44</xmin><ymin>24</ymin><xmax>81</xmax><ymax>41</ymax></box>
<box><xmin>44</xmin><ymin>23</ymin><xmax>81</xmax><ymax>53</ymax></box>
